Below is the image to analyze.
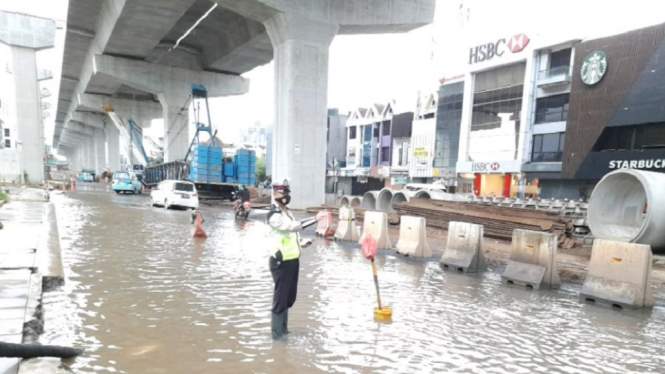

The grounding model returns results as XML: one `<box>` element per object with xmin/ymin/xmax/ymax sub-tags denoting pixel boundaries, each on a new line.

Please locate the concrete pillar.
<box><xmin>264</xmin><ymin>13</ymin><xmax>338</xmax><ymax>209</ymax></box>
<box><xmin>157</xmin><ymin>92</ymin><xmax>190</xmax><ymax>162</ymax></box>
<box><xmin>105</xmin><ymin>124</ymin><xmax>121</xmax><ymax>171</ymax></box>
<box><xmin>11</xmin><ymin>47</ymin><xmax>44</xmax><ymax>184</ymax></box>
<box><xmin>84</xmin><ymin>139</ymin><xmax>94</xmax><ymax>170</ymax></box>
<box><xmin>93</xmin><ymin>129</ymin><xmax>106</xmax><ymax>172</ymax></box>
<box><xmin>72</xmin><ymin>148</ymin><xmax>81</xmax><ymax>172</ymax></box>
<box><xmin>0</xmin><ymin>12</ymin><xmax>55</xmax><ymax>184</ymax></box>
<box><xmin>76</xmin><ymin>147</ymin><xmax>84</xmax><ymax>172</ymax></box>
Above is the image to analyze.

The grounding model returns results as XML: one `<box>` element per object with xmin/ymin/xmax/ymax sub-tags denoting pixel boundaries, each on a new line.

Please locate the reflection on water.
<box><xmin>42</xmin><ymin>187</ymin><xmax>665</xmax><ymax>373</ymax></box>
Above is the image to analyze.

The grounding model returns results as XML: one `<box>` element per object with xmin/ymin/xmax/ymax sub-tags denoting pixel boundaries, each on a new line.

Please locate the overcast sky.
<box><xmin>2</xmin><ymin>0</ymin><xmax>665</xmax><ymax>146</ymax></box>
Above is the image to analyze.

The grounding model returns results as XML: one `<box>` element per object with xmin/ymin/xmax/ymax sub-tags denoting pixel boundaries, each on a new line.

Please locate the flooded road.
<box><xmin>41</xmin><ymin>184</ymin><xmax>665</xmax><ymax>373</ymax></box>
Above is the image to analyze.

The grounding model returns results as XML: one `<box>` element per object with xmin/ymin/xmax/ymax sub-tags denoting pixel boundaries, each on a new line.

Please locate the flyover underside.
<box><xmin>55</xmin><ymin>0</ymin><xmax>434</xmax><ymax>203</ymax></box>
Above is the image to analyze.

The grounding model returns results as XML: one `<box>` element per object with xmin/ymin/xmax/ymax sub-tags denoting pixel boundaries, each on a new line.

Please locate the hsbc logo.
<box><xmin>471</xmin><ymin>162</ymin><xmax>502</xmax><ymax>172</ymax></box>
<box><xmin>469</xmin><ymin>34</ymin><xmax>530</xmax><ymax>64</ymax></box>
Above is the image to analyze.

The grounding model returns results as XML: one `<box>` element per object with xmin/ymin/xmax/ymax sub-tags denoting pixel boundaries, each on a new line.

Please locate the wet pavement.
<box><xmin>38</xmin><ymin>183</ymin><xmax>665</xmax><ymax>373</ymax></box>
<box><xmin>0</xmin><ymin>201</ymin><xmax>45</xmax><ymax>374</ymax></box>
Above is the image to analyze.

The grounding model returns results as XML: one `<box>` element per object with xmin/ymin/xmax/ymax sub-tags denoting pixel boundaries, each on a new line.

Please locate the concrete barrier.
<box><xmin>339</xmin><ymin>195</ymin><xmax>351</xmax><ymax>207</ymax></box>
<box><xmin>440</xmin><ymin>221</ymin><xmax>485</xmax><ymax>273</ymax></box>
<box><xmin>362</xmin><ymin>191</ymin><xmax>379</xmax><ymax>210</ymax></box>
<box><xmin>350</xmin><ymin>196</ymin><xmax>363</xmax><ymax>208</ymax></box>
<box><xmin>377</xmin><ymin>188</ymin><xmax>395</xmax><ymax>213</ymax></box>
<box><xmin>580</xmin><ymin>239</ymin><xmax>654</xmax><ymax>309</ymax></box>
<box><xmin>315</xmin><ymin>212</ymin><xmax>335</xmax><ymax>237</ymax></box>
<box><xmin>334</xmin><ymin>207</ymin><xmax>359</xmax><ymax>242</ymax></box>
<box><xmin>396</xmin><ymin>216</ymin><xmax>432</xmax><ymax>257</ymax></box>
<box><xmin>501</xmin><ymin>230</ymin><xmax>560</xmax><ymax>289</ymax></box>
<box><xmin>358</xmin><ymin>211</ymin><xmax>393</xmax><ymax>250</ymax></box>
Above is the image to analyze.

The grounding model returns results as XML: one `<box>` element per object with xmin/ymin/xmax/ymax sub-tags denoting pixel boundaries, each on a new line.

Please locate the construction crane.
<box><xmin>103</xmin><ymin>105</ymin><xmax>150</xmax><ymax>168</ymax></box>
<box><xmin>184</xmin><ymin>84</ymin><xmax>218</xmax><ymax>161</ymax></box>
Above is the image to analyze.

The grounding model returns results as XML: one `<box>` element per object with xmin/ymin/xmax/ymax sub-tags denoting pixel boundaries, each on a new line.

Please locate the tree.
<box><xmin>256</xmin><ymin>157</ymin><xmax>267</xmax><ymax>182</ymax></box>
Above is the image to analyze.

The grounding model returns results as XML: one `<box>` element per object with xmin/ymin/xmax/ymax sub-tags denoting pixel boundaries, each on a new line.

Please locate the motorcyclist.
<box><xmin>234</xmin><ymin>185</ymin><xmax>251</xmax><ymax>214</ymax></box>
<box><xmin>238</xmin><ymin>185</ymin><xmax>251</xmax><ymax>203</ymax></box>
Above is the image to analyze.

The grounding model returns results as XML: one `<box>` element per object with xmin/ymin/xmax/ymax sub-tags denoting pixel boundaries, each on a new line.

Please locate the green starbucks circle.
<box><xmin>581</xmin><ymin>51</ymin><xmax>608</xmax><ymax>85</ymax></box>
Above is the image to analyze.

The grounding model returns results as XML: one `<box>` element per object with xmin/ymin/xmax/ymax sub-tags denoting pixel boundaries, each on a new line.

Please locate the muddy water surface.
<box><xmin>41</xmin><ymin>185</ymin><xmax>665</xmax><ymax>373</ymax></box>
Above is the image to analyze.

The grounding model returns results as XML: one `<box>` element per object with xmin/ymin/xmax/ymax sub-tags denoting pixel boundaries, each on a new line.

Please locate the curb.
<box><xmin>38</xmin><ymin>203</ymin><xmax>65</xmax><ymax>291</ymax></box>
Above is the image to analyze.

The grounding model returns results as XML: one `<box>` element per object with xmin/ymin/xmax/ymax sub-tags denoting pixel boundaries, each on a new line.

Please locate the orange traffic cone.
<box><xmin>193</xmin><ymin>212</ymin><xmax>207</xmax><ymax>238</ymax></box>
<box><xmin>142</xmin><ymin>184</ymin><xmax>145</xmax><ymax>193</ymax></box>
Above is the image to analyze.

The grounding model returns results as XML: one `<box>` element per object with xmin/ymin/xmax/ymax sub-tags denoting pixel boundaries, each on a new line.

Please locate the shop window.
<box><xmin>535</xmin><ymin>94</ymin><xmax>569</xmax><ymax>124</ymax></box>
<box><xmin>550</xmin><ymin>48</ymin><xmax>572</xmax><ymax>69</ymax></box>
<box><xmin>382</xmin><ymin>122</ymin><xmax>391</xmax><ymax>136</ymax></box>
<box><xmin>595</xmin><ymin>123</ymin><xmax>665</xmax><ymax>151</ymax></box>
<box><xmin>381</xmin><ymin>147</ymin><xmax>390</xmax><ymax>162</ymax></box>
<box><xmin>594</xmin><ymin>127</ymin><xmax>633</xmax><ymax>151</ymax></box>
<box><xmin>349</xmin><ymin>126</ymin><xmax>357</xmax><ymax>139</ymax></box>
<box><xmin>635</xmin><ymin>125</ymin><xmax>665</xmax><ymax>149</ymax></box>
<box><xmin>471</xmin><ymin>84</ymin><xmax>523</xmax><ymax>131</ymax></box>
<box><xmin>435</xmin><ymin>82</ymin><xmax>465</xmax><ymax>168</ymax></box>
<box><xmin>532</xmin><ymin>133</ymin><xmax>565</xmax><ymax>162</ymax></box>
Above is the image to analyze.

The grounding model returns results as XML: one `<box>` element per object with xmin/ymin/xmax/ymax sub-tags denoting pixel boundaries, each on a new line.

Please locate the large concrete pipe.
<box><xmin>350</xmin><ymin>196</ymin><xmax>363</xmax><ymax>208</ymax></box>
<box><xmin>391</xmin><ymin>191</ymin><xmax>414</xmax><ymax>206</ymax></box>
<box><xmin>377</xmin><ymin>188</ymin><xmax>395</xmax><ymax>212</ymax></box>
<box><xmin>414</xmin><ymin>190</ymin><xmax>469</xmax><ymax>202</ymax></box>
<box><xmin>362</xmin><ymin>191</ymin><xmax>380</xmax><ymax>210</ymax></box>
<box><xmin>339</xmin><ymin>195</ymin><xmax>351</xmax><ymax>207</ymax></box>
<box><xmin>588</xmin><ymin>169</ymin><xmax>665</xmax><ymax>252</ymax></box>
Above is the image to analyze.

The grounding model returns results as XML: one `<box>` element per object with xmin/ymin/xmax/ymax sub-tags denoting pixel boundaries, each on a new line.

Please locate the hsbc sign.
<box><xmin>469</xmin><ymin>34</ymin><xmax>530</xmax><ymax>64</ymax></box>
<box><xmin>472</xmin><ymin>162</ymin><xmax>501</xmax><ymax>172</ymax></box>
<box><xmin>457</xmin><ymin>160</ymin><xmax>522</xmax><ymax>174</ymax></box>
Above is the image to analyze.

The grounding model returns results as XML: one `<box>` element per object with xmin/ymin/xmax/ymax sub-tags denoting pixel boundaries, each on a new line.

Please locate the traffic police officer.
<box><xmin>267</xmin><ymin>180</ymin><xmax>326</xmax><ymax>340</ymax></box>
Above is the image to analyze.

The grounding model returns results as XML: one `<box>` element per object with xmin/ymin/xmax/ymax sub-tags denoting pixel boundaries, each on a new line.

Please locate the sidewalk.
<box><xmin>0</xmin><ymin>190</ymin><xmax>65</xmax><ymax>374</ymax></box>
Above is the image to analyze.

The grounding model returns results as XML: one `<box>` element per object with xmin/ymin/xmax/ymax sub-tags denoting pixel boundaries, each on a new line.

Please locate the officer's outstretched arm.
<box><xmin>268</xmin><ymin>212</ymin><xmax>303</xmax><ymax>232</ymax></box>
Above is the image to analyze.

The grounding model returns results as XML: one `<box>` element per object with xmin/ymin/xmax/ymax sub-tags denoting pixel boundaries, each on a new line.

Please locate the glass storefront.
<box><xmin>469</xmin><ymin>63</ymin><xmax>526</xmax><ymax>162</ymax></box>
<box><xmin>434</xmin><ymin>82</ymin><xmax>464</xmax><ymax>170</ymax></box>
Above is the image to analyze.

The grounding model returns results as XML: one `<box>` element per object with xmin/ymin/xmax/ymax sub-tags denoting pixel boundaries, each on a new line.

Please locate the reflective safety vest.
<box><xmin>268</xmin><ymin>209</ymin><xmax>301</xmax><ymax>261</ymax></box>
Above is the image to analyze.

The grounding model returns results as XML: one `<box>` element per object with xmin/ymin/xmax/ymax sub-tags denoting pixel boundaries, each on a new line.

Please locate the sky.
<box><xmin>2</xmin><ymin>0</ymin><xmax>665</xmax><ymax>147</ymax></box>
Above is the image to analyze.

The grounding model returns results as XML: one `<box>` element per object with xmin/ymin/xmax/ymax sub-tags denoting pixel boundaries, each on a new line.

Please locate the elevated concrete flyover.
<box><xmin>54</xmin><ymin>0</ymin><xmax>435</xmax><ymax>207</ymax></box>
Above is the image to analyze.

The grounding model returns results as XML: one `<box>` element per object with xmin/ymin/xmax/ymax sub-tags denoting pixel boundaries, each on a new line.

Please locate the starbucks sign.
<box><xmin>581</xmin><ymin>51</ymin><xmax>608</xmax><ymax>85</ymax></box>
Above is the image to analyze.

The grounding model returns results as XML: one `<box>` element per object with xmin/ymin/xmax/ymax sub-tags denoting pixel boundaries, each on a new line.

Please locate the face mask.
<box><xmin>280</xmin><ymin>195</ymin><xmax>291</xmax><ymax>206</ymax></box>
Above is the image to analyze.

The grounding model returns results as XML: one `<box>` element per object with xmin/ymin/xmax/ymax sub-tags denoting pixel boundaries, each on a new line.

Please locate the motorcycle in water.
<box><xmin>235</xmin><ymin>200</ymin><xmax>251</xmax><ymax>220</ymax></box>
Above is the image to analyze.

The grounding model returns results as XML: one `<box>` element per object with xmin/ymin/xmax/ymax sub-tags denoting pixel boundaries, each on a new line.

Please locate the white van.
<box><xmin>150</xmin><ymin>180</ymin><xmax>199</xmax><ymax>210</ymax></box>
<box><xmin>404</xmin><ymin>182</ymin><xmax>447</xmax><ymax>193</ymax></box>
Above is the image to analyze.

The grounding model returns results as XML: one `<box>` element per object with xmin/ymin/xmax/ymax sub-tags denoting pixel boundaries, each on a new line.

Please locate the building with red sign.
<box><xmin>444</xmin><ymin>32</ymin><xmax>580</xmax><ymax>198</ymax></box>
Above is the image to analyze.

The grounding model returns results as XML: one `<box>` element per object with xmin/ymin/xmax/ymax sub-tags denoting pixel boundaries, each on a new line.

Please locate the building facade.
<box><xmin>325</xmin><ymin>109</ymin><xmax>348</xmax><ymax>194</ymax></box>
<box><xmin>563</xmin><ymin>23</ymin><xmax>665</xmax><ymax>195</ymax></box>
<box><xmin>447</xmin><ymin>32</ymin><xmax>580</xmax><ymax>198</ymax></box>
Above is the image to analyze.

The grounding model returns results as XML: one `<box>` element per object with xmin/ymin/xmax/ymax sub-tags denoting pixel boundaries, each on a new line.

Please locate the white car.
<box><xmin>151</xmin><ymin>180</ymin><xmax>199</xmax><ymax>210</ymax></box>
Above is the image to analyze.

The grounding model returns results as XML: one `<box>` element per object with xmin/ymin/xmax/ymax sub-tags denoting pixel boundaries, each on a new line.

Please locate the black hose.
<box><xmin>0</xmin><ymin>342</ymin><xmax>83</xmax><ymax>359</ymax></box>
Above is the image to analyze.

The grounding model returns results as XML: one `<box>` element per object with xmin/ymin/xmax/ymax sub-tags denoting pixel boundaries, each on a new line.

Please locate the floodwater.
<box><xmin>41</xmin><ymin>184</ymin><xmax>665</xmax><ymax>373</ymax></box>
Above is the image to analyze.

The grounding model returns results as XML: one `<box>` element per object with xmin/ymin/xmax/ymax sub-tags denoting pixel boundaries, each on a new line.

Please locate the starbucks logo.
<box><xmin>581</xmin><ymin>51</ymin><xmax>608</xmax><ymax>85</ymax></box>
